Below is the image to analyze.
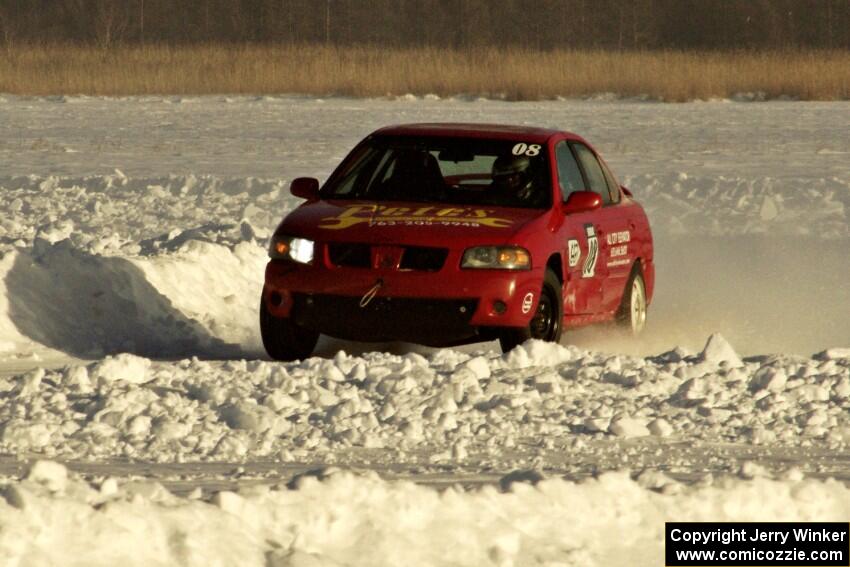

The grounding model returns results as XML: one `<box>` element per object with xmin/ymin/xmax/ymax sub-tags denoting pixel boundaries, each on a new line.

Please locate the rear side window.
<box><xmin>573</xmin><ymin>143</ymin><xmax>612</xmax><ymax>205</ymax></box>
<box><xmin>554</xmin><ymin>141</ymin><xmax>585</xmax><ymax>202</ymax></box>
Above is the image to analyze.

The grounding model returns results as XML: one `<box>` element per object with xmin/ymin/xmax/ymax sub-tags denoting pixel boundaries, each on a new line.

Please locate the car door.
<box><xmin>554</xmin><ymin>140</ymin><xmax>606</xmax><ymax>315</ymax></box>
<box><xmin>572</xmin><ymin>142</ymin><xmax>635</xmax><ymax>314</ymax></box>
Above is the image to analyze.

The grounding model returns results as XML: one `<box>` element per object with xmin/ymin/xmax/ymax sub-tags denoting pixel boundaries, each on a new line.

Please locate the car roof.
<box><xmin>372</xmin><ymin>123</ymin><xmax>584</xmax><ymax>144</ymax></box>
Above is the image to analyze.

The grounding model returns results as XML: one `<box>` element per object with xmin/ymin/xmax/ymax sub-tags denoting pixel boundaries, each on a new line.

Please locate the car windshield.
<box><xmin>320</xmin><ymin>135</ymin><xmax>552</xmax><ymax>209</ymax></box>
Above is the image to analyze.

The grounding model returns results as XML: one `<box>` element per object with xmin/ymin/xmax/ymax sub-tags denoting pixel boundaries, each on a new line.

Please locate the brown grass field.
<box><xmin>1</xmin><ymin>44</ymin><xmax>848</xmax><ymax>101</ymax></box>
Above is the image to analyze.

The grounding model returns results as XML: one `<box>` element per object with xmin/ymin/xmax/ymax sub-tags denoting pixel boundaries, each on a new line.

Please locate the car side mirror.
<box><xmin>562</xmin><ymin>191</ymin><xmax>602</xmax><ymax>215</ymax></box>
<box><xmin>291</xmin><ymin>177</ymin><xmax>320</xmax><ymax>200</ymax></box>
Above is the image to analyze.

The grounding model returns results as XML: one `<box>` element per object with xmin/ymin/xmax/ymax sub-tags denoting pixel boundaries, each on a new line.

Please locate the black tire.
<box><xmin>260</xmin><ymin>298</ymin><xmax>319</xmax><ymax>361</ymax></box>
<box><xmin>616</xmin><ymin>263</ymin><xmax>647</xmax><ymax>335</ymax></box>
<box><xmin>499</xmin><ymin>268</ymin><xmax>563</xmax><ymax>353</ymax></box>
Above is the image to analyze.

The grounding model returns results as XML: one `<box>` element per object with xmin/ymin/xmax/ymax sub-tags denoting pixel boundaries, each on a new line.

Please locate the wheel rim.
<box><xmin>630</xmin><ymin>277</ymin><xmax>646</xmax><ymax>334</ymax></box>
<box><xmin>530</xmin><ymin>288</ymin><xmax>559</xmax><ymax>340</ymax></box>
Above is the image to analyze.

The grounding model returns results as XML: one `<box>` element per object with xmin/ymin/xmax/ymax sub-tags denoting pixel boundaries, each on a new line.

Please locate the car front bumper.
<box><xmin>263</xmin><ymin>260</ymin><xmax>544</xmax><ymax>345</ymax></box>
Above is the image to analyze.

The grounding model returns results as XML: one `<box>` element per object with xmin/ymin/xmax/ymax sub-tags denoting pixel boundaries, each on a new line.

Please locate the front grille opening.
<box><xmin>328</xmin><ymin>243</ymin><xmax>371</xmax><ymax>268</ymax></box>
<box><xmin>400</xmin><ymin>246</ymin><xmax>448</xmax><ymax>271</ymax></box>
<box><xmin>293</xmin><ymin>293</ymin><xmax>478</xmax><ymax>344</ymax></box>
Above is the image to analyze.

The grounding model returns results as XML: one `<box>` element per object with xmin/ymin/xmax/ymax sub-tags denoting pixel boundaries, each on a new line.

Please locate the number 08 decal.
<box><xmin>512</xmin><ymin>143</ymin><xmax>541</xmax><ymax>157</ymax></box>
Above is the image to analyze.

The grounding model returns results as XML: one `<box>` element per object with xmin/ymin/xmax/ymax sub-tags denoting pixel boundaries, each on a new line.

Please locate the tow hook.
<box><xmin>359</xmin><ymin>278</ymin><xmax>384</xmax><ymax>308</ymax></box>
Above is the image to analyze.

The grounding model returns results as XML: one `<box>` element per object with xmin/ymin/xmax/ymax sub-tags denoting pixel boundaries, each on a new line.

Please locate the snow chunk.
<box><xmin>648</xmin><ymin>418</ymin><xmax>674</xmax><ymax>437</ymax></box>
<box><xmin>609</xmin><ymin>417</ymin><xmax>650</xmax><ymax>438</ymax></box>
<box><xmin>699</xmin><ymin>333</ymin><xmax>743</xmax><ymax>367</ymax></box>
<box><xmin>35</xmin><ymin>220</ymin><xmax>75</xmax><ymax>244</ymax></box>
<box><xmin>2</xmin><ymin>421</ymin><xmax>54</xmax><ymax>450</ymax></box>
<box><xmin>817</xmin><ymin>348</ymin><xmax>850</xmax><ymax>360</ymax></box>
<box><xmin>635</xmin><ymin>469</ymin><xmax>678</xmax><ymax>491</ymax></box>
<box><xmin>584</xmin><ymin>417</ymin><xmax>611</xmax><ymax>433</ymax></box>
<box><xmin>90</xmin><ymin>354</ymin><xmax>151</xmax><ymax>385</ymax></box>
<box><xmin>749</xmin><ymin>366</ymin><xmax>788</xmax><ymax>392</ymax></box>
<box><xmin>27</xmin><ymin>460</ymin><xmax>68</xmax><ymax>492</ymax></box>
<box><xmin>503</xmin><ymin>340</ymin><xmax>575</xmax><ymax>368</ymax></box>
<box><xmin>63</xmin><ymin>365</ymin><xmax>94</xmax><ymax>393</ymax></box>
<box><xmin>213</xmin><ymin>491</ymin><xmax>245</xmax><ymax>515</ymax></box>
<box><xmin>793</xmin><ymin>384</ymin><xmax>830</xmax><ymax>403</ymax></box>
<box><xmin>760</xmin><ymin>195</ymin><xmax>780</xmax><ymax>221</ymax></box>
<box><xmin>739</xmin><ymin>461</ymin><xmax>771</xmax><ymax>479</ymax></box>
<box><xmin>460</xmin><ymin>356</ymin><xmax>491</xmax><ymax>379</ymax></box>
<box><xmin>220</xmin><ymin>402</ymin><xmax>284</xmax><ymax>434</ymax></box>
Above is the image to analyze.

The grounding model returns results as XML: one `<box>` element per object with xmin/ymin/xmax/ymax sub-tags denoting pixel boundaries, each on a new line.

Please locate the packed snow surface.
<box><xmin>0</xmin><ymin>96</ymin><xmax>848</xmax><ymax>564</ymax></box>
<box><xmin>3</xmin><ymin>460</ymin><xmax>850</xmax><ymax>566</ymax></box>
<box><xmin>2</xmin><ymin>341</ymin><xmax>850</xmax><ymax>465</ymax></box>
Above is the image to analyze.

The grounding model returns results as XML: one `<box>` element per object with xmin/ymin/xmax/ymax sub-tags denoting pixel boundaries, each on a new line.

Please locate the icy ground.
<box><xmin>0</xmin><ymin>96</ymin><xmax>849</xmax><ymax>565</ymax></box>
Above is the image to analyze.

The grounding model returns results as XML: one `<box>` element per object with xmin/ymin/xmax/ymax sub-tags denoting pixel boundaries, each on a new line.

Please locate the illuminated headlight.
<box><xmin>461</xmin><ymin>246</ymin><xmax>531</xmax><ymax>270</ymax></box>
<box><xmin>269</xmin><ymin>235</ymin><xmax>315</xmax><ymax>264</ymax></box>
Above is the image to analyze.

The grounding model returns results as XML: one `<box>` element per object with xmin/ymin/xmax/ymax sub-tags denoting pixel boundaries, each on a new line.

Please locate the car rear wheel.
<box><xmin>499</xmin><ymin>268</ymin><xmax>563</xmax><ymax>353</ymax></box>
<box><xmin>260</xmin><ymin>297</ymin><xmax>319</xmax><ymax>361</ymax></box>
<box><xmin>616</xmin><ymin>264</ymin><xmax>647</xmax><ymax>335</ymax></box>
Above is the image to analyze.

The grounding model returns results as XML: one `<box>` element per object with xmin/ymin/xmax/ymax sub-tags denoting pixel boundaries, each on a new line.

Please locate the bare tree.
<box><xmin>0</xmin><ymin>0</ymin><xmax>847</xmax><ymax>50</ymax></box>
<box><xmin>0</xmin><ymin>4</ymin><xmax>16</xmax><ymax>53</ymax></box>
<box><xmin>325</xmin><ymin>0</ymin><xmax>330</xmax><ymax>44</ymax></box>
<box><xmin>93</xmin><ymin>0</ymin><xmax>129</xmax><ymax>50</ymax></box>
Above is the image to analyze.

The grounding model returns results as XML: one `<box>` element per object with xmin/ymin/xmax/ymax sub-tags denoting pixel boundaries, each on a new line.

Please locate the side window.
<box><xmin>572</xmin><ymin>143</ymin><xmax>612</xmax><ymax>205</ymax></box>
<box><xmin>600</xmin><ymin>160</ymin><xmax>622</xmax><ymax>204</ymax></box>
<box><xmin>554</xmin><ymin>141</ymin><xmax>585</xmax><ymax>202</ymax></box>
<box><xmin>332</xmin><ymin>146</ymin><xmax>386</xmax><ymax>196</ymax></box>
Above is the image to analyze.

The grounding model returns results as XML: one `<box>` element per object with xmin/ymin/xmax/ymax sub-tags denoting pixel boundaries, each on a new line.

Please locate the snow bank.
<box><xmin>0</xmin><ymin>231</ymin><xmax>266</xmax><ymax>359</ymax></box>
<box><xmin>2</xmin><ymin>460</ymin><xmax>850</xmax><ymax>567</ymax></box>
<box><xmin>2</xmin><ymin>171</ymin><xmax>847</xmax><ymax>257</ymax></box>
<box><xmin>627</xmin><ymin>172</ymin><xmax>850</xmax><ymax>238</ymax></box>
<box><xmin>0</xmin><ymin>172</ymin><xmax>288</xmax><ymax>358</ymax></box>
<box><xmin>0</xmin><ymin>174</ymin><xmax>295</xmax><ymax>253</ymax></box>
<box><xmin>1</xmin><ymin>337</ymin><xmax>847</xmax><ymax>463</ymax></box>
<box><xmin>3</xmin><ymin>97</ymin><xmax>850</xmax><ymax>247</ymax></box>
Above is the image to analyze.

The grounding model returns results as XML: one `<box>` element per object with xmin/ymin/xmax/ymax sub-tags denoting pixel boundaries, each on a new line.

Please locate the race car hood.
<box><xmin>276</xmin><ymin>199</ymin><xmax>546</xmax><ymax>247</ymax></box>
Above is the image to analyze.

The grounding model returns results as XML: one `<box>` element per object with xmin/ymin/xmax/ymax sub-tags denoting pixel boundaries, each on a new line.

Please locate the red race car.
<box><xmin>261</xmin><ymin>123</ymin><xmax>654</xmax><ymax>360</ymax></box>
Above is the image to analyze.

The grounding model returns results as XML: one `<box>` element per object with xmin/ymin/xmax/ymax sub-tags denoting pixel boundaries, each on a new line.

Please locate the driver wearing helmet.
<box><xmin>490</xmin><ymin>154</ymin><xmax>540</xmax><ymax>205</ymax></box>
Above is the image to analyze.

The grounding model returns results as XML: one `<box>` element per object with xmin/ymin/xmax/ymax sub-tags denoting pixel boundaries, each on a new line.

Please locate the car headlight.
<box><xmin>461</xmin><ymin>246</ymin><xmax>531</xmax><ymax>270</ymax></box>
<box><xmin>269</xmin><ymin>235</ymin><xmax>315</xmax><ymax>264</ymax></box>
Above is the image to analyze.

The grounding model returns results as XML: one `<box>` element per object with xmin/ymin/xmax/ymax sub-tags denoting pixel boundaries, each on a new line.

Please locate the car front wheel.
<box><xmin>498</xmin><ymin>268</ymin><xmax>563</xmax><ymax>353</ymax></box>
<box><xmin>260</xmin><ymin>297</ymin><xmax>319</xmax><ymax>361</ymax></box>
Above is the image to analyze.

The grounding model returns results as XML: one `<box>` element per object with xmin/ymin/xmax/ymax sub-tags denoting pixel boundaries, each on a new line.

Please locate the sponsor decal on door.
<box><xmin>582</xmin><ymin>224</ymin><xmax>598</xmax><ymax>278</ymax></box>
<box><xmin>568</xmin><ymin>239</ymin><xmax>581</xmax><ymax>267</ymax></box>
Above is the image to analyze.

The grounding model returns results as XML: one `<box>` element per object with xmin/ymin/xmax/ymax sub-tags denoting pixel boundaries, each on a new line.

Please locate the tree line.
<box><xmin>1</xmin><ymin>0</ymin><xmax>848</xmax><ymax>50</ymax></box>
